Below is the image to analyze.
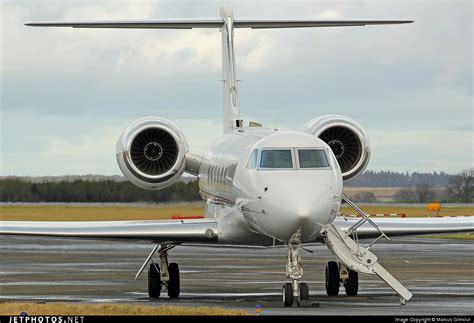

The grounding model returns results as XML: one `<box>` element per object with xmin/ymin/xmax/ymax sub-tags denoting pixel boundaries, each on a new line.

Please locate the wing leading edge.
<box><xmin>0</xmin><ymin>219</ymin><xmax>218</xmax><ymax>243</ymax></box>
<box><xmin>333</xmin><ymin>216</ymin><xmax>474</xmax><ymax>239</ymax></box>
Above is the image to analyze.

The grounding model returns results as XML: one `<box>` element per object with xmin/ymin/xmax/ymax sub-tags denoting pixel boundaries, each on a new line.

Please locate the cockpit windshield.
<box><xmin>249</xmin><ymin>148</ymin><xmax>331</xmax><ymax>170</ymax></box>
<box><xmin>260</xmin><ymin>149</ymin><xmax>293</xmax><ymax>169</ymax></box>
<box><xmin>298</xmin><ymin>149</ymin><xmax>329</xmax><ymax>168</ymax></box>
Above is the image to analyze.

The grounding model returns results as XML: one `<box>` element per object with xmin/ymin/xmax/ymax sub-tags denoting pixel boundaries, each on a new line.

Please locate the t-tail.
<box><xmin>25</xmin><ymin>5</ymin><xmax>413</xmax><ymax>133</ymax></box>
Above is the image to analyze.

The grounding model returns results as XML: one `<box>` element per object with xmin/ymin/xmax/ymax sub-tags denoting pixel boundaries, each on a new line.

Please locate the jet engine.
<box><xmin>303</xmin><ymin>115</ymin><xmax>370</xmax><ymax>181</ymax></box>
<box><xmin>116</xmin><ymin>117</ymin><xmax>189</xmax><ymax>190</ymax></box>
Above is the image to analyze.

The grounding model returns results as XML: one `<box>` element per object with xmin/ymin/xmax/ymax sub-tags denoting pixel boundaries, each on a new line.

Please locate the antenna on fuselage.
<box><xmin>25</xmin><ymin>7</ymin><xmax>413</xmax><ymax>134</ymax></box>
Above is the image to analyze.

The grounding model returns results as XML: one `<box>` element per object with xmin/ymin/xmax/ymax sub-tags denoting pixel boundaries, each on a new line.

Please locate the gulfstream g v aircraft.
<box><xmin>2</xmin><ymin>6</ymin><xmax>473</xmax><ymax>307</ymax></box>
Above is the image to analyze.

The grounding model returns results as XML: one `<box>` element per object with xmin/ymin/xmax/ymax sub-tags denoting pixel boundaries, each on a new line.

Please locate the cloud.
<box><xmin>1</xmin><ymin>109</ymin><xmax>221</xmax><ymax>175</ymax></box>
<box><xmin>1</xmin><ymin>0</ymin><xmax>472</xmax><ymax>175</ymax></box>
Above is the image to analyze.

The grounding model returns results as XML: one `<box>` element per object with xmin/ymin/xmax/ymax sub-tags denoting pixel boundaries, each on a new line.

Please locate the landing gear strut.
<box><xmin>138</xmin><ymin>244</ymin><xmax>181</xmax><ymax>299</ymax></box>
<box><xmin>282</xmin><ymin>228</ymin><xmax>310</xmax><ymax>307</ymax></box>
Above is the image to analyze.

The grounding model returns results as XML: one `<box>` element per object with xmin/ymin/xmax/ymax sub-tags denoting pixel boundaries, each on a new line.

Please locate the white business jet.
<box><xmin>2</xmin><ymin>6</ymin><xmax>473</xmax><ymax>307</ymax></box>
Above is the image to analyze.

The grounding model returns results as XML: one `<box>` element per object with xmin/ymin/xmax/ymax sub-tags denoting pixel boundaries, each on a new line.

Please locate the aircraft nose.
<box><xmin>258</xmin><ymin>176</ymin><xmax>339</xmax><ymax>241</ymax></box>
<box><xmin>268</xmin><ymin>184</ymin><xmax>334</xmax><ymax>220</ymax></box>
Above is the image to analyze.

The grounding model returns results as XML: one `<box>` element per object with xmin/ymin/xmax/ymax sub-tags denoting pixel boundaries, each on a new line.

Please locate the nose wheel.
<box><xmin>297</xmin><ymin>282</ymin><xmax>310</xmax><ymax>306</ymax></box>
<box><xmin>282</xmin><ymin>283</ymin><xmax>293</xmax><ymax>307</ymax></box>
<box><xmin>282</xmin><ymin>281</ymin><xmax>309</xmax><ymax>307</ymax></box>
<box><xmin>282</xmin><ymin>228</ymin><xmax>311</xmax><ymax>307</ymax></box>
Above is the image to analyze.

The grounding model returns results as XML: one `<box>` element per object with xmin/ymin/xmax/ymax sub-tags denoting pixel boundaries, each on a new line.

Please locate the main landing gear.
<box><xmin>282</xmin><ymin>228</ymin><xmax>310</xmax><ymax>307</ymax></box>
<box><xmin>325</xmin><ymin>261</ymin><xmax>358</xmax><ymax>296</ymax></box>
<box><xmin>137</xmin><ymin>244</ymin><xmax>180</xmax><ymax>299</ymax></box>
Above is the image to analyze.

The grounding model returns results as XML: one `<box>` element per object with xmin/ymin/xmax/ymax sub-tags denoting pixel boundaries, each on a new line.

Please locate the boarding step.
<box><xmin>323</xmin><ymin>223</ymin><xmax>413</xmax><ymax>303</ymax></box>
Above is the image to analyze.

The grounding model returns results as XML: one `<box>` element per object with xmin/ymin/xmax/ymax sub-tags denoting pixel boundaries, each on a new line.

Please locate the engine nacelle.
<box><xmin>116</xmin><ymin>117</ymin><xmax>189</xmax><ymax>190</ymax></box>
<box><xmin>303</xmin><ymin>115</ymin><xmax>370</xmax><ymax>181</ymax></box>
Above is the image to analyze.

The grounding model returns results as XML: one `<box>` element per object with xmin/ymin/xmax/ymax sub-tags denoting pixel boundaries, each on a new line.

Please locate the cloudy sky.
<box><xmin>1</xmin><ymin>0</ymin><xmax>472</xmax><ymax>176</ymax></box>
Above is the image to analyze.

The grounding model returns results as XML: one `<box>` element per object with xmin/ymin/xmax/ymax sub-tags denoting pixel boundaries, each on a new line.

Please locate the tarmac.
<box><xmin>1</xmin><ymin>235</ymin><xmax>473</xmax><ymax>315</ymax></box>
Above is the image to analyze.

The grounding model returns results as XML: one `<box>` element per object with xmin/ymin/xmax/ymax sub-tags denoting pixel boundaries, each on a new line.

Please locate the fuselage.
<box><xmin>198</xmin><ymin>127</ymin><xmax>343</xmax><ymax>243</ymax></box>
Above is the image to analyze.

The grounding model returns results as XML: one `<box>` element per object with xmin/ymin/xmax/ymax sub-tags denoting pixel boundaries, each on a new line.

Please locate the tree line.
<box><xmin>347</xmin><ymin>170</ymin><xmax>455</xmax><ymax>187</ymax></box>
<box><xmin>392</xmin><ymin>169</ymin><xmax>473</xmax><ymax>203</ymax></box>
<box><xmin>0</xmin><ymin>168</ymin><xmax>471</xmax><ymax>203</ymax></box>
<box><xmin>0</xmin><ymin>178</ymin><xmax>200</xmax><ymax>203</ymax></box>
<box><xmin>347</xmin><ymin>168</ymin><xmax>473</xmax><ymax>203</ymax></box>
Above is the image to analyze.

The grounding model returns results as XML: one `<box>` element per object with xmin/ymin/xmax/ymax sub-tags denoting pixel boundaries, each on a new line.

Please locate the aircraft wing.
<box><xmin>25</xmin><ymin>19</ymin><xmax>413</xmax><ymax>29</ymax></box>
<box><xmin>0</xmin><ymin>219</ymin><xmax>218</xmax><ymax>243</ymax></box>
<box><xmin>2</xmin><ymin>216</ymin><xmax>471</xmax><ymax>244</ymax></box>
<box><xmin>333</xmin><ymin>216</ymin><xmax>474</xmax><ymax>239</ymax></box>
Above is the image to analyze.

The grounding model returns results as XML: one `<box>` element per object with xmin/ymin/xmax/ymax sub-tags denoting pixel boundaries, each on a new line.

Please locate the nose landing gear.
<box><xmin>283</xmin><ymin>228</ymin><xmax>310</xmax><ymax>307</ymax></box>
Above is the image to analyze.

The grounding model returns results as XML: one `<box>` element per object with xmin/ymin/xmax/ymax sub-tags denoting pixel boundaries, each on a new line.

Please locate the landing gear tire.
<box><xmin>282</xmin><ymin>283</ymin><xmax>293</xmax><ymax>307</ymax></box>
<box><xmin>345</xmin><ymin>269</ymin><xmax>358</xmax><ymax>296</ymax></box>
<box><xmin>167</xmin><ymin>263</ymin><xmax>180</xmax><ymax>298</ymax></box>
<box><xmin>297</xmin><ymin>282</ymin><xmax>309</xmax><ymax>306</ymax></box>
<box><xmin>148</xmin><ymin>263</ymin><xmax>161</xmax><ymax>298</ymax></box>
<box><xmin>325</xmin><ymin>261</ymin><xmax>340</xmax><ymax>296</ymax></box>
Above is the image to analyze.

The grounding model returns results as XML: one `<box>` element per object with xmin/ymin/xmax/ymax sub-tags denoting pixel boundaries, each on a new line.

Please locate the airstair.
<box><xmin>322</xmin><ymin>194</ymin><xmax>413</xmax><ymax>304</ymax></box>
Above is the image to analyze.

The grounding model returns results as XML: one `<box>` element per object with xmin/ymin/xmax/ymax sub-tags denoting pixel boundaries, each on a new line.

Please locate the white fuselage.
<box><xmin>198</xmin><ymin>127</ymin><xmax>343</xmax><ymax>245</ymax></box>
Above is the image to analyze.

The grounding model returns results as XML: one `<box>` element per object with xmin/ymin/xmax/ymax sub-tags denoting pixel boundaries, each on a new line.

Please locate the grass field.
<box><xmin>1</xmin><ymin>203</ymin><xmax>471</xmax><ymax>221</ymax></box>
<box><xmin>421</xmin><ymin>233</ymin><xmax>473</xmax><ymax>240</ymax></box>
<box><xmin>0</xmin><ymin>302</ymin><xmax>249</xmax><ymax>316</ymax></box>
<box><xmin>0</xmin><ymin>203</ymin><xmax>204</xmax><ymax>221</ymax></box>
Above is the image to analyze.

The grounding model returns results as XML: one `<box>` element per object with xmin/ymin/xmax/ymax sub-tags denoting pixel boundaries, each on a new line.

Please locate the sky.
<box><xmin>1</xmin><ymin>0</ymin><xmax>472</xmax><ymax>176</ymax></box>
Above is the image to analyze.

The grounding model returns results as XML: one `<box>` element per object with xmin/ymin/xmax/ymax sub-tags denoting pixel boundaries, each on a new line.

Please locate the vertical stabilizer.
<box><xmin>220</xmin><ymin>6</ymin><xmax>241</xmax><ymax>133</ymax></box>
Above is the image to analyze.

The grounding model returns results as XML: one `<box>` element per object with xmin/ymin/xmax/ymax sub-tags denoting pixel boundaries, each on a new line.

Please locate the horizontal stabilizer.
<box><xmin>25</xmin><ymin>19</ymin><xmax>224</xmax><ymax>29</ymax></box>
<box><xmin>25</xmin><ymin>19</ymin><xmax>413</xmax><ymax>29</ymax></box>
<box><xmin>235</xmin><ymin>20</ymin><xmax>413</xmax><ymax>28</ymax></box>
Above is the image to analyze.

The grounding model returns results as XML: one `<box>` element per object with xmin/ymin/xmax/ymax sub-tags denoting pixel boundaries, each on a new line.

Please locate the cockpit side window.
<box><xmin>246</xmin><ymin>149</ymin><xmax>258</xmax><ymax>169</ymax></box>
<box><xmin>298</xmin><ymin>149</ymin><xmax>330</xmax><ymax>168</ymax></box>
<box><xmin>260</xmin><ymin>149</ymin><xmax>293</xmax><ymax>169</ymax></box>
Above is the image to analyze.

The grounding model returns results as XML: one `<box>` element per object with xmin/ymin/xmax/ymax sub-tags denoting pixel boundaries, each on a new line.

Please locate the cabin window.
<box><xmin>260</xmin><ymin>149</ymin><xmax>293</xmax><ymax>169</ymax></box>
<box><xmin>247</xmin><ymin>149</ymin><xmax>258</xmax><ymax>169</ymax></box>
<box><xmin>298</xmin><ymin>149</ymin><xmax>329</xmax><ymax>168</ymax></box>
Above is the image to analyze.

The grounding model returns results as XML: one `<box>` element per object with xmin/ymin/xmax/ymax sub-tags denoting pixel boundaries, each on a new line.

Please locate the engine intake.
<box><xmin>304</xmin><ymin>115</ymin><xmax>370</xmax><ymax>181</ymax></box>
<box><xmin>116</xmin><ymin>117</ymin><xmax>188</xmax><ymax>190</ymax></box>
